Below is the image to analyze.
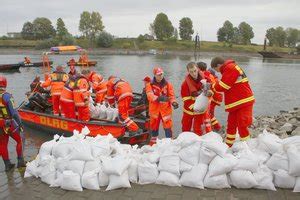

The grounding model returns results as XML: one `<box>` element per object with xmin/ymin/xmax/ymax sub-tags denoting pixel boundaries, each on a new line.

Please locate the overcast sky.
<box><xmin>0</xmin><ymin>0</ymin><xmax>299</xmax><ymax>44</ymax></box>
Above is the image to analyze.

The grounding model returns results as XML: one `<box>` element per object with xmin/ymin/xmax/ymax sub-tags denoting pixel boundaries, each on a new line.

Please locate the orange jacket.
<box><xmin>106</xmin><ymin>77</ymin><xmax>133</xmax><ymax>105</ymax></box>
<box><xmin>88</xmin><ymin>72</ymin><xmax>107</xmax><ymax>102</ymax></box>
<box><xmin>41</xmin><ymin>71</ymin><xmax>69</xmax><ymax>96</ymax></box>
<box><xmin>181</xmin><ymin>73</ymin><xmax>205</xmax><ymax>115</ymax></box>
<box><xmin>60</xmin><ymin>77</ymin><xmax>76</xmax><ymax>103</ymax></box>
<box><xmin>73</xmin><ymin>75</ymin><xmax>91</xmax><ymax>107</ymax></box>
<box><xmin>212</xmin><ymin>60</ymin><xmax>254</xmax><ymax>112</ymax></box>
<box><xmin>203</xmin><ymin>71</ymin><xmax>223</xmax><ymax>106</ymax></box>
<box><xmin>146</xmin><ymin>78</ymin><xmax>176</xmax><ymax>120</ymax></box>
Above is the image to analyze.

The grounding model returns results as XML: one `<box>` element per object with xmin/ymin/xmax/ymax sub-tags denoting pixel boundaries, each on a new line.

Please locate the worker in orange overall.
<box><xmin>106</xmin><ymin>76</ymin><xmax>141</xmax><ymax>135</ymax></box>
<box><xmin>181</xmin><ymin>62</ymin><xmax>213</xmax><ymax>136</ymax></box>
<box><xmin>211</xmin><ymin>57</ymin><xmax>255</xmax><ymax>147</ymax></box>
<box><xmin>146</xmin><ymin>67</ymin><xmax>179</xmax><ymax>145</ymax></box>
<box><xmin>60</xmin><ymin>75</ymin><xmax>77</xmax><ymax>119</ymax></box>
<box><xmin>197</xmin><ymin>62</ymin><xmax>223</xmax><ymax>132</ymax></box>
<box><xmin>41</xmin><ymin>66</ymin><xmax>68</xmax><ymax>115</ymax></box>
<box><xmin>24</xmin><ymin>57</ymin><xmax>31</xmax><ymax>64</ymax></box>
<box><xmin>86</xmin><ymin>70</ymin><xmax>107</xmax><ymax>104</ymax></box>
<box><xmin>73</xmin><ymin>70</ymin><xmax>91</xmax><ymax>121</ymax></box>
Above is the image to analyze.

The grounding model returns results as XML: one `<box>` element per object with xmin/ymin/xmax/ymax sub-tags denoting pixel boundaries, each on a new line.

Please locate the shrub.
<box><xmin>35</xmin><ymin>38</ymin><xmax>59</xmax><ymax>50</ymax></box>
<box><xmin>96</xmin><ymin>32</ymin><xmax>114</xmax><ymax>48</ymax></box>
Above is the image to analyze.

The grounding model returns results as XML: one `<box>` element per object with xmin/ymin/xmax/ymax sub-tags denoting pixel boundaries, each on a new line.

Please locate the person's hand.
<box><xmin>206</xmin><ymin>90</ymin><xmax>213</xmax><ymax>97</ymax></box>
<box><xmin>172</xmin><ymin>102</ymin><xmax>179</xmax><ymax>109</ymax></box>
<box><xmin>157</xmin><ymin>95</ymin><xmax>169</xmax><ymax>102</ymax></box>
<box><xmin>191</xmin><ymin>91</ymin><xmax>201</xmax><ymax>97</ymax></box>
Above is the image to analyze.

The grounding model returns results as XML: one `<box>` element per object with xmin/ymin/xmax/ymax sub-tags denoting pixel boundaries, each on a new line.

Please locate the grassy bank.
<box><xmin>0</xmin><ymin>38</ymin><xmax>293</xmax><ymax>53</ymax></box>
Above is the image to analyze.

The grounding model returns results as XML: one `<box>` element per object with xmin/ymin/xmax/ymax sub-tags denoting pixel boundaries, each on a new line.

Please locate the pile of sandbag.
<box><xmin>25</xmin><ymin>128</ymin><xmax>300</xmax><ymax>192</ymax></box>
<box><xmin>90</xmin><ymin>101</ymin><xmax>118</xmax><ymax>121</ymax></box>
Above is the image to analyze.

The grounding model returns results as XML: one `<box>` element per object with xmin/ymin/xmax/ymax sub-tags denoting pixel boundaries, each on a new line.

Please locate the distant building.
<box><xmin>7</xmin><ymin>32</ymin><xmax>22</xmax><ymax>39</ymax></box>
<box><xmin>144</xmin><ymin>34</ymin><xmax>155</xmax><ymax>41</ymax></box>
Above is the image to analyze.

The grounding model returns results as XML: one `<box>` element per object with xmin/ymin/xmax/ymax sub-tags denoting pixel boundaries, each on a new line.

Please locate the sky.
<box><xmin>0</xmin><ymin>0</ymin><xmax>299</xmax><ymax>44</ymax></box>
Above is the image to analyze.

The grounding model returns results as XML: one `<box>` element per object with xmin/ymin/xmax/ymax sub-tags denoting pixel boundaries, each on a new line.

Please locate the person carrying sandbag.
<box><xmin>210</xmin><ymin>57</ymin><xmax>255</xmax><ymax>147</ymax></box>
<box><xmin>181</xmin><ymin>62</ymin><xmax>213</xmax><ymax>136</ymax></box>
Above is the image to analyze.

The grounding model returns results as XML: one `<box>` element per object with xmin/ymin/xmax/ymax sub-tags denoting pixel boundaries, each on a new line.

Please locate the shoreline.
<box><xmin>0</xmin><ymin>47</ymin><xmax>261</xmax><ymax>58</ymax></box>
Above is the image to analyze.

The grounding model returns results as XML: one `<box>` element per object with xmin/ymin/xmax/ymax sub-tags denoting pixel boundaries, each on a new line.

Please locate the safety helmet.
<box><xmin>0</xmin><ymin>76</ymin><xmax>7</xmax><ymax>88</ymax></box>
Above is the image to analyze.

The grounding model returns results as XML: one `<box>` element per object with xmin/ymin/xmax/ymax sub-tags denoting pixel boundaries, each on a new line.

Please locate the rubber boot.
<box><xmin>4</xmin><ymin>160</ymin><xmax>15</xmax><ymax>172</ymax></box>
<box><xmin>17</xmin><ymin>157</ymin><xmax>26</xmax><ymax>168</ymax></box>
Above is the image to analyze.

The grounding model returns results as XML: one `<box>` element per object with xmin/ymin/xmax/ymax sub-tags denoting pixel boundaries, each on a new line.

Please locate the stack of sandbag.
<box><xmin>89</xmin><ymin>103</ymin><xmax>119</xmax><ymax>121</ymax></box>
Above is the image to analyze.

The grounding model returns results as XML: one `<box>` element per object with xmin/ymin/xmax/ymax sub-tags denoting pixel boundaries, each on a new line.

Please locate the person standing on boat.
<box><xmin>197</xmin><ymin>62</ymin><xmax>223</xmax><ymax>132</ymax></box>
<box><xmin>68</xmin><ymin>65</ymin><xmax>78</xmax><ymax>78</ymax></box>
<box><xmin>106</xmin><ymin>76</ymin><xmax>141</xmax><ymax>135</ymax></box>
<box><xmin>146</xmin><ymin>67</ymin><xmax>179</xmax><ymax>145</ymax></box>
<box><xmin>60</xmin><ymin>74</ymin><xmax>77</xmax><ymax>119</ymax></box>
<box><xmin>74</xmin><ymin>70</ymin><xmax>91</xmax><ymax>121</ymax></box>
<box><xmin>86</xmin><ymin>70</ymin><xmax>107</xmax><ymax>104</ymax></box>
<box><xmin>210</xmin><ymin>57</ymin><xmax>255</xmax><ymax>147</ymax></box>
<box><xmin>41</xmin><ymin>66</ymin><xmax>69</xmax><ymax>115</ymax></box>
<box><xmin>0</xmin><ymin>76</ymin><xmax>26</xmax><ymax>171</ymax></box>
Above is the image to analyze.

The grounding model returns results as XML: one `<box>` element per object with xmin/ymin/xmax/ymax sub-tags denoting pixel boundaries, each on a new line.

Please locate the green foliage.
<box><xmin>173</xmin><ymin>28</ymin><xmax>178</xmax><ymax>40</ymax></box>
<box><xmin>217</xmin><ymin>20</ymin><xmax>234</xmax><ymax>43</ymax></box>
<box><xmin>164</xmin><ymin>36</ymin><xmax>177</xmax><ymax>45</ymax></box>
<box><xmin>35</xmin><ymin>38</ymin><xmax>59</xmax><ymax>50</ymax></box>
<box><xmin>179</xmin><ymin>17</ymin><xmax>194</xmax><ymax>40</ymax></box>
<box><xmin>232</xmin><ymin>27</ymin><xmax>241</xmax><ymax>44</ymax></box>
<box><xmin>96</xmin><ymin>31</ymin><xmax>114</xmax><ymax>48</ymax></box>
<box><xmin>33</xmin><ymin>17</ymin><xmax>56</xmax><ymax>40</ymax></box>
<box><xmin>238</xmin><ymin>22</ymin><xmax>254</xmax><ymax>45</ymax></box>
<box><xmin>60</xmin><ymin>34</ymin><xmax>75</xmax><ymax>45</ymax></box>
<box><xmin>153</xmin><ymin>13</ymin><xmax>174</xmax><ymax>40</ymax></box>
<box><xmin>56</xmin><ymin>18</ymin><xmax>69</xmax><ymax>41</ymax></box>
<box><xmin>137</xmin><ymin>34</ymin><xmax>145</xmax><ymax>43</ymax></box>
<box><xmin>286</xmin><ymin>28</ymin><xmax>299</xmax><ymax>47</ymax></box>
<box><xmin>266</xmin><ymin>26</ymin><xmax>287</xmax><ymax>47</ymax></box>
<box><xmin>79</xmin><ymin>11</ymin><xmax>104</xmax><ymax>41</ymax></box>
<box><xmin>21</xmin><ymin>22</ymin><xmax>35</xmax><ymax>40</ymax></box>
<box><xmin>296</xmin><ymin>44</ymin><xmax>300</xmax><ymax>53</ymax></box>
<box><xmin>122</xmin><ymin>42</ymin><xmax>131</xmax><ymax>49</ymax></box>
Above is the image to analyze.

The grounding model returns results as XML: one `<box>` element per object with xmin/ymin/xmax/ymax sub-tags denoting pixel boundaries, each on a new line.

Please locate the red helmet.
<box><xmin>0</xmin><ymin>76</ymin><xmax>7</xmax><ymax>88</ymax></box>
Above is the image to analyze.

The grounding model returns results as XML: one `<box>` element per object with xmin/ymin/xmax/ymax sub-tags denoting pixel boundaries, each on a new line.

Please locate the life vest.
<box><xmin>106</xmin><ymin>77</ymin><xmax>133</xmax><ymax>104</ymax></box>
<box><xmin>0</xmin><ymin>93</ymin><xmax>11</xmax><ymax>120</ymax></box>
<box><xmin>50</xmin><ymin>71</ymin><xmax>68</xmax><ymax>82</ymax></box>
<box><xmin>60</xmin><ymin>78</ymin><xmax>76</xmax><ymax>103</ymax></box>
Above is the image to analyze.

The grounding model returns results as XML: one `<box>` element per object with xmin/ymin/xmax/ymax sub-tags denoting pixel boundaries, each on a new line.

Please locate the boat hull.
<box><xmin>67</xmin><ymin>61</ymin><xmax>97</xmax><ymax>67</ymax></box>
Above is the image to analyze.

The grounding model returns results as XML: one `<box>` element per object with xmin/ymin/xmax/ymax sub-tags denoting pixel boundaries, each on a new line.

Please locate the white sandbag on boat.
<box><xmin>138</xmin><ymin>161</ymin><xmax>159</xmax><ymax>185</ymax></box>
<box><xmin>229</xmin><ymin>170</ymin><xmax>257</xmax><ymax>189</ymax></box>
<box><xmin>204</xmin><ymin>172</ymin><xmax>231</xmax><ymax>189</ymax></box>
<box><xmin>102</xmin><ymin>156</ymin><xmax>131</xmax><ymax>176</ymax></box>
<box><xmin>66</xmin><ymin>160</ymin><xmax>85</xmax><ymax>176</ymax></box>
<box><xmin>180</xmin><ymin>163</ymin><xmax>208</xmax><ymax>189</ymax></box>
<box><xmin>286</xmin><ymin>145</ymin><xmax>300</xmax><ymax>176</ymax></box>
<box><xmin>294</xmin><ymin>177</ymin><xmax>300</xmax><ymax>193</ymax></box>
<box><xmin>266</xmin><ymin>150</ymin><xmax>289</xmax><ymax>171</ymax></box>
<box><xmin>98</xmin><ymin>103</ymin><xmax>107</xmax><ymax>119</ymax></box>
<box><xmin>112</xmin><ymin>108</ymin><xmax>119</xmax><ymax>121</ymax></box>
<box><xmin>253</xmin><ymin>165</ymin><xmax>276</xmax><ymax>191</ymax></box>
<box><xmin>257</xmin><ymin>130</ymin><xmax>283</xmax><ymax>154</ymax></box>
<box><xmin>61</xmin><ymin>170</ymin><xmax>83</xmax><ymax>192</ymax></box>
<box><xmin>156</xmin><ymin>171</ymin><xmax>180</xmax><ymax>187</ymax></box>
<box><xmin>106</xmin><ymin>171</ymin><xmax>131</xmax><ymax>191</ymax></box>
<box><xmin>158</xmin><ymin>152</ymin><xmax>180</xmax><ymax>176</ymax></box>
<box><xmin>106</xmin><ymin>106</ymin><xmax>114</xmax><ymax>121</ymax></box>
<box><xmin>274</xmin><ymin>169</ymin><xmax>296</xmax><ymax>189</ymax></box>
<box><xmin>39</xmin><ymin>134</ymin><xmax>60</xmax><ymax>158</ymax></box>
<box><xmin>82</xmin><ymin>170</ymin><xmax>100</xmax><ymax>190</ymax></box>
<box><xmin>179</xmin><ymin>160</ymin><xmax>193</xmax><ymax>173</ymax></box>
<box><xmin>208</xmin><ymin>154</ymin><xmax>238</xmax><ymax>176</ymax></box>
<box><xmin>179</xmin><ymin>142</ymin><xmax>200</xmax><ymax>166</ymax></box>
<box><xmin>199</xmin><ymin>145</ymin><xmax>217</xmax><ymax>164</ymax></box>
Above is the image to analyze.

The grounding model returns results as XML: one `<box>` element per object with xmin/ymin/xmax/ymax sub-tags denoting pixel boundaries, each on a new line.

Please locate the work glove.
<box><xmin>191</xmin><ymin>90</ymin><xmax>202</xmax><ymax>97</ymax></box>
<box><xmin>206</xmin><ymin>90</ymin><xmax>213</xmax><ymax>97</ymax></box>
<box><xmin>157</xmin><ymin>95</ymin><xmax>169</xmax><ymax>102</ymax></box>
<box><xmin>172</xmin><ymin>102</ymin><xmax>179</xmax><ymax>109</ymax></box>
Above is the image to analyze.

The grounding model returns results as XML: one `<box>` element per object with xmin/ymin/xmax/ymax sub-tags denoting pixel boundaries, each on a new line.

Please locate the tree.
<box><xmin>217</xmin><ymin>20</ymin><xmax>234</xmax><ymax>43</ymax></box>
<box><xmin>32</xmin><ymin>17</ymin><xmax>56</xmax><ymax>40</ymax></box>
<box><xmin>238</xmin><ymin>22</ymin><xmax>254</xmax><ymax>45</ymax></box>
<box><xmin>96</xmin><ymin>31</ymin><xmax>114</xmax><ymax>48</ymax></box>
<box><xmin>274</xmin><ymin>26</ymin><xmax>287</xmax><ymax>47</ymax></box>
<box><xmin>266</xmin><ymin>27</ymin><xmax>276</xmax><ymax>46</ymax></box>
<box><xmin>149</xmin><ymin>23</ymin><xmax>155</xmax><ymax>37</ymax></box>
<box><xmin>56</xmin><ymin>18</ymin><xmax>69</xmax><ymax>41</ymax></box>
<box><xmin>286</xmin><ymin>28</ymin><xmax>299</xmax><ymax>47</ymax></box>
<box><xmin>79</xmin><ymin>11</ymin><xmax>91</xmax><ymax>38</ymax></box>
<box><xmin>179</xmin><ymin>17</ymin><xmax>194</xmax><ymax>40</ymax></box>
<box><xmin>90</xmin><ymin>12</ymin><xmax>104</xmax><ymax>40</ymax></box>
<box><xmin>153</xmin><ymin>13</ymin><xmax>174</xmax><ymax>40</ymax></box>
<box><xmin>232</xmin><ymin>27</ymin><xmax>241</xmax><ymax>44</ymax></box>
<box><xmin>21</xmin><ymin>22</ymin><xmax>35</xmax><ymax>40</ymax></box>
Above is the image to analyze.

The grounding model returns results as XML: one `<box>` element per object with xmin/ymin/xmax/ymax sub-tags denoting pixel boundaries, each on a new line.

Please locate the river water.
<box><xmin>0</xmin><ymin>53</ymin><xmax>300</xmax><ymax>164</ymax></box>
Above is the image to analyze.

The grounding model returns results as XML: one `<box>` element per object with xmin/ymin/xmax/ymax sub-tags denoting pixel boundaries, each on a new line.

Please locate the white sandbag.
<box><xmin>145</xmin><ymin>151</ymin><xmax>160</xmax><ymax>163</ymax></box>
<box><xmin>102</xmin><ymin>156</ymin><xmax>131</xmax><ymax>176</ymax></box>
<box><xmin>286</xmin><ymin>145</ymin><xmax>300</xmax><ymax>176</ymax></box>
<box><xmin>180</xmin><ymin>160</ymin><xmax>193</xmax><ymax>173</ymax></box>
<box><xmin>175</xmin><ymin>132</ymin><xmax>201</xmax><ymax>148</ymax></box>
<box><xmin>98</xmin><ymin>167</ymin><xmax>109</xmax><ymax>187</ymax></box>
<box><xmin>106</xmin><ymin>171</ymin><xmax>131</xmax><ymax>191</ymax></box>
<box><xmin>257</xmin><ymin>130</ymin><xmax>283</xmax><ymax>154</ymax></box>
<box><xmin>253</xmin><ymin>165</ymin><xmax>276</xmax><ymax>191</ymax></box>
<box><xmin>84</xmin><ymin>159</ymin><xmax>100</xmax><ymax>173</ymax></box>
<box><xmin>179</xmin><ymin>142</ymin><xmax>200</xmax><ymax>166</ymax></box>
<box><xmin>39</xmin><ymin>134</ymin><xmax>60</xmax><ymax>158</ymax></box>
<box><xmin>24</xmin><ymin>159</ymin><xmax>39</xmax><ymax>178</ymax></box>
<box><xmin>179</xmin><ymin>163</ymin><xmax>208</xmax><ymax>189</ymax></box>
<box><xmin>234</xmin><ymin>149</ymin><xmax>259</xmax><ymax>172</ymax></box>
<box><xmin>202</xmin><ymin>140</ymin><xmax>228</xmax><ymax>157</ymax></box>
<box><xmin>156</xmin><ymin>171</ymin><xmax>180</xmax><ymax>187</ymax></box>
<box><xmin>98</xmin><ymin>103</ymin><xmax>107</xmax><ymax>119</ymax></box>
<box><xmin>208</xmin><ymin>154</ymin><xmax>238</xmax><ymax>176</ymax></box>
<box><xmin>193</xmin><ymin>80</ymin><xmax>209</xmax><ymax>113</ymax></box>
<box><xmin>274</xmin><ymin>169</ymin><xmax>296</xmax><ymax>189</ymax></box>
<box><xmin>66</xmin><ymin>160</ymin><xmax>85</xmax><ymax>176</ymax></box>
<box><xmin>55</xmin><ymin>156</ymin><xmax>69</xmax><ymax>172</ymax></box>
<box><xmin>91</xmin><ymin>139</ymin><xmax>112</xmax><ymax>158</ymax></box>
<box><xmin>106</xmin><ymin>106</ymin><xmax>114</xmax><ymax>121</ymax></box>
<box><xmin>128</xmin><ymin>159</ymin><xmax>138</xmax><ymax>183</ymax></box>
<box><xmin>61</xmin><ymin>170</ymin><xmax>83</xmax><ymax>192</ymax></box>
<box><xmin>199</xmin><ymin>145</ymin><xmax>217</xmax><ymax>164</ymax></box>
<box><xmin>50</xmin><ymin>171</ymin><xmax>63</xmax><ymax>187</ymax></box>
<box><xmin>80</xmin><ymin>126</ymin><xmax>91</xmax><ymax>136</ymax></box>
<box><xmin>247</xmin><ymin>138</ymin><xmax>259</xmax><ymax>150</ymax></box>
<box><xmin>204</xmin><ymin>172</ymin><xmax>231</xmax><ymax>189</ymax></box>
<box><xmin>69</xmin><ymin>140</ymin><xmax>94</xmax><ymax>161</ymax></box>
<box><xmin>294</xmin><ymin>177</ymin><xmax>300</xmax><ymax>193</ymax></box>
<box><xmin>82</xmin><ymin>170</ymin><xmax>100</xmax><ymax>190</ymax></box>
<box><xmin>158</xmin><ymin>153</ymin><xmax>180</xmax><ymax>176</ymax></box>
<box><xmin>251</xmin><ymin>149</ymin><xmax>270</xmax><ymax>164</ymax></box>
<box><xmin>112</xmin><ymin>108</ymin><xmax>119</xmax><ymax>121</ymax></box>
<box><xmin>266</xmin><ymin>150</ymin><xmax>289</xmax><ymax>171</ymax></box>
<box><xmin>40</xmin><ymin>161</ymin><xmax>56</xmax><ymax>185</ymax></box>
<box><xmin>156</xmin><ymin>138</ymin><xmax>180</xmax><ymax>155</ymax></box>
<box><xmin>201</xmin><ymin>131</ymin><xmax>223</xmax><ymax>143</ymax></box>
<box><xmin>52</xmin><ymin>141</ymin><xmax>73</xmax><ymax>158</ymax></box>
<box><xmin>138</xmin><ymin>161</ymin><xmax>159</xmax><ymax>185</ymax></box>
<box><xmin>229</xmin><ymin>170</ymin><xmax>257</xmax><ymax>189</ymax></box>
